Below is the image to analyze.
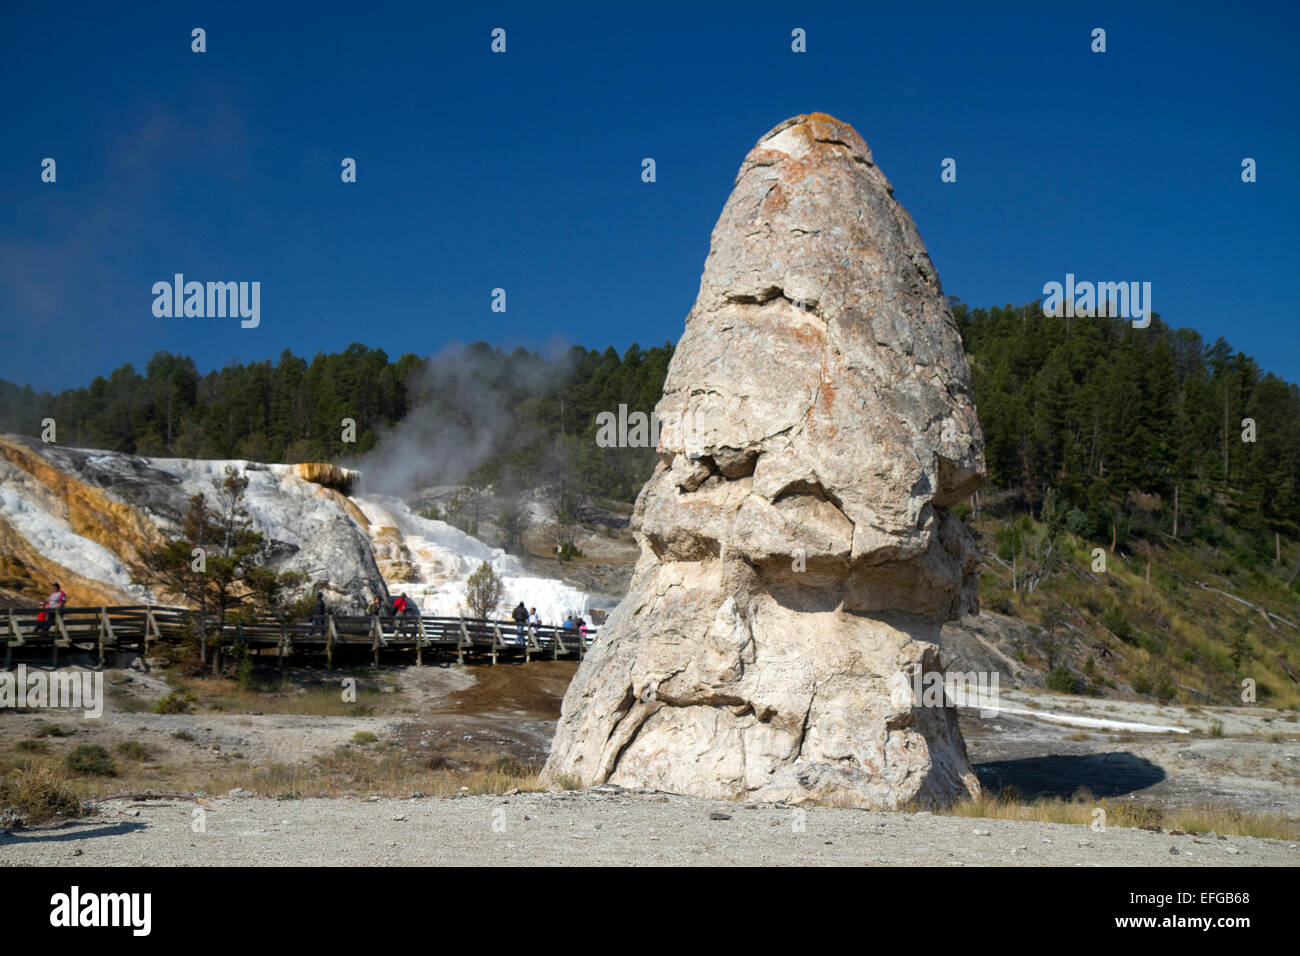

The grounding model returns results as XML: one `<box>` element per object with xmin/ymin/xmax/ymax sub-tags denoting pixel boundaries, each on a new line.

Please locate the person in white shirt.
<box><xmin>37</xmin><ymin>582</ymin><xmax>66</xmax><ymax>634</ymax></box>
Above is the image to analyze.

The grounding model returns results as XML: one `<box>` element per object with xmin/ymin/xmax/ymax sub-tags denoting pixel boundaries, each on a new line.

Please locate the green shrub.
<box><xmin>1082</xmin><ymin>656</ymin><xmax>1103</xmax><ymax>696</ymax></box>
<box><xmin>15</xmin><ymin>739</ymin><xmax>49</xmax><ymax>754</ymax></box>
<box><xmin>1208</xmin><ymin>719</ymin><xmax>1225</xmax><ymax>737</ymax></box>
<box><xmin>234</xmin><ymin>646</ymin><xmax>255</xmax><ymax>690</ymax></box>
<box><xmin>350</xmin><ymin>731</ymin><xmax>378</xmax><ymax>745</ymax></box>
<box><xmin>1156</xmin><ymin>672</ymin><xmax>1178</xmax><ymax>701</ymax></box>
<box><xmin>154</xmin><ymin>690</ymin><xmax>198</xmax><ymax>714</ymax></box>
<box><xmin>1047</xmin><ymin>668</ymin><xmax>1078</xmax><ymax>694</ymax></box>
<box><xmin>64</xmin><ymin>745</ymin><xmax>117</xmax><ymax>777</ymax></box>
<box><xmin>171</xmin><ymin>730</ymin><xmax>196</xmax><ymax>742</ymax></box>
<box><xmin>114</xmin><ymin>741</ymin><xmax>153</xmax><ymax>761</ymax></box>
<box><xmin>1101</xmin><ymin>606</ymin><xmax>1134</xmax><ymax>644</ymax></box>
<box><xmin>995</xmin><ymin>526</ymin><xmax>1019</xmax><ymax>562</ymax></box>
<box><xmin>34</xmin><ymin>723</ymin><xmax>71</xmax><ymax>739</ymax></box>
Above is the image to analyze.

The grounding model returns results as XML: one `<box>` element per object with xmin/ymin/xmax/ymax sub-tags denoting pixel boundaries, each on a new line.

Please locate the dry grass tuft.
<box><xmin>947</xmin><ymin>790</ymin><xmax>1299</xmax><ymax>839</ymax></box>
<box><xmin>0</xmin><ymin>759</ymin><xmax>83</xmax><ymax>824</ymax></box>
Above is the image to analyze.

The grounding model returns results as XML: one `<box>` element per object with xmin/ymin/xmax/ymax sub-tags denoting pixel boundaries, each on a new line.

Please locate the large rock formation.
<box><xmin>541</xmin><ymin>114</ymin><xmax>986</xmax><ymax>808</ymax></box>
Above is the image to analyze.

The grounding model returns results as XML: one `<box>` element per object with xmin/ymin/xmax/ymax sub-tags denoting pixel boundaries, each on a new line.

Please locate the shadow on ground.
<box><xmin>0</xmin><ymin>820</ymin><xmax>149</xmax><ymax>844</ymax></box>
<box><xmin>974</xmin><ymin>751</ymin><xmax>1165</xmax><ymax>799</ymax></box>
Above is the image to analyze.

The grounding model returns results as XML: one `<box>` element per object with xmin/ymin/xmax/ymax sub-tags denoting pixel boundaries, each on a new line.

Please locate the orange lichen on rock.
<box><xmin>0</xmin><ymin>436</ymin><xmax>166</xmax><ymax>569</ymax></box>
<box><xmin>293</xmin><ymin>462</ymin><xmax>359</xmax><ymax>495</ymax></box>
<box><xmin>312</xmin><ymin>484</ymin><xmax>370</xmax><ymax>529</ymax></box>
<box><xmin>0</xmin><ymin>515</ymin><xmax>134</xmax><ymax>606</ymax></box>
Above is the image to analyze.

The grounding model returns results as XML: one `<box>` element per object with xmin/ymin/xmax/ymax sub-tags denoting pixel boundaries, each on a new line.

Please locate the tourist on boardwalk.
<box><xmin>512</xmin><ymin>601</ymin><xmax>528</xmax><ymax>642</ymax></box>
<box><xmin>309</xmin><ymin>591</ymin><xmax>327</xmax><ymax>636</ymax></box>
<box><xmin>528</xmin><ymin>607</ymin><xmax>541</xmax><ymax>640</ymax></box>
<box><xmin>403</xmin><ymin>593</ymin><xmax>419</xmax><ymax>637</ymax></box>
<box><xmin>36</xmin><ymin>582</ymin><xmax>66</xmax><ymax>634</ymax></box>
<box><xmin>393</xmin><ymin>592</ymin><xmax>415</xmax><ymax>637</ymax></box>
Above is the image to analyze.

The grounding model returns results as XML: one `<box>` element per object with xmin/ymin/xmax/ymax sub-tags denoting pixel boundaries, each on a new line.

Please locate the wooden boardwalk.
<box><xmin>1</xmin><ymin>605</ymin><xmax>597</xmax><ymax>669</ymax></box>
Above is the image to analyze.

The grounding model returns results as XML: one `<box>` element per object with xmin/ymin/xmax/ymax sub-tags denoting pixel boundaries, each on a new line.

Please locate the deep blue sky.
<box><xmin>2</xmin><ymin>1</ymin><xmax>1297</xmax><ymax>391</ymax></box>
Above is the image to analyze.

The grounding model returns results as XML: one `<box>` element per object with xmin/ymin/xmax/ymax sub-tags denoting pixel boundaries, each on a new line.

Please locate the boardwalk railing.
<box><xmin>1</xmin><ymin>606</ymin><xmax>598</xmax><ymax>669</ymax></box>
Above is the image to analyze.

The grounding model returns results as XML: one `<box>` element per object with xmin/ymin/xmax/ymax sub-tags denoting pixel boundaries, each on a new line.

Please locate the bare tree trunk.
<box><xmin>199</xmin><ymin>595</ymin><xmax>208</xmax><ymax>665</ymax></box>
<box><xmin>1172</xmin><ymin>484</ymin><xmax>1179</xmax><ymax>540</ymax></box>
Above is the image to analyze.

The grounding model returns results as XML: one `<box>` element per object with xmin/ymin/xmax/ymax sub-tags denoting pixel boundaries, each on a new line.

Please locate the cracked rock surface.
<box><xmin>541</xmin><ymin>114</ymin><xmax>986</xmax><ymax>808</ymax></box>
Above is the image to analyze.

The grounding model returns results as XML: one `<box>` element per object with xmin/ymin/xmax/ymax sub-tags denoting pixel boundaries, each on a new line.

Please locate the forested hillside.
<box><xmin>5</xmin><ymin>302</ymin><xmax>1298</xmax><ymax>704</ymax></box>
<box><xmin>2</xmin><ymin>301</ymin><xmax>1298</xmax><ymax>561</ymax></box>
<box><xmin>0</xmin><ymin>342</ymin><xmax>672</xmax><ymax>504</ymax></box>
<box><xmin>956</xmin><ymin>302</ymin><xmax>1300</xmax><ymax>556</ymax></box>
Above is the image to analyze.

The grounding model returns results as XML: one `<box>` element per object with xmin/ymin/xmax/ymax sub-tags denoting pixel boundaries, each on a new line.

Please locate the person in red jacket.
<box><xmin>391</xmin><ymin>593</ymin><xmax>414</xmax><ymax>638</ymax></box>
<box><xmin>36</xmin><ymin>582</ymin><xmax>66</xmax><ymax>635</ymax></box>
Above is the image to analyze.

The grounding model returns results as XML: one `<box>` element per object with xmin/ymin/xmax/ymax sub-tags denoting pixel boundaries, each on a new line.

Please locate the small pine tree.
<box><xmin>132</xmin><ymin>465</ymin><xmax>300</xmax><ymax>672</ymax></box>
<box><xmin>464</xmin><ymin>561</ymin><xmax>504</xmax><ymax>620</ymax></box>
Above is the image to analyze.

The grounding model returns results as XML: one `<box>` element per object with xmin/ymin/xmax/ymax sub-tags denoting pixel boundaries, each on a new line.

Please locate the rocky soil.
<box><xmin>2</xmin><ymin>656</ymin><xmax>1297</xmax><ymax>865</ymax></box>
<box><xmin>3</xmin><ymin>788</ymin><xmax>1295</xmax><ymax>867</ymax></box>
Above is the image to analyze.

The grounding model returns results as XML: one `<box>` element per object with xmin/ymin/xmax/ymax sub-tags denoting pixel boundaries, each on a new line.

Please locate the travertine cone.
<box><xmin>541</xmin><ymin>114</ymin><xmax>986</xmax><ymax>808</ymax></box>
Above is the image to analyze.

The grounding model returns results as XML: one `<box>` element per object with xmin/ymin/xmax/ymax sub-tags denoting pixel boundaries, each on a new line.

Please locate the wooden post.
<box><xmin>326</xmin><ymin>615</ymin><xmax>336</xmax><ymax>670</ymax></box>
<box><xmin>490</xmin><ymin>622</ymin><xmax>498</xmax><ymax>666</ymax></box>
<box><xmin>416</xmin><ymin>614</ymin><xmax>426</xmax><ymax>666</ymax></box>
<box><xmin>279</xmin><ymin>622</ymin><xmax>287</xmax><ymax>672</ymax></box>
<box><xmin>145</xmin><ymin>607</ymin><xmax>161</xmax><ymax>668</ymax></box>
<box><xmin>458</xmin><ymin>619</ymin><xmax>468</xmax><ymax>666</ymax></box>
<box><xmin>98</xmin><ymin>606</ymin><xmax>114</xmax><ymax>667</ymax></box>
<box><xmin>372</xmin><ymin>615</ymin><xmax>380</xmax><ymax>667</ymax></box>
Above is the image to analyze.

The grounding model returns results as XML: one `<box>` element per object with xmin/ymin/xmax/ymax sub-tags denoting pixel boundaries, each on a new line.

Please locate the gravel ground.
<box><xmin>3</xmin><ymin>788</ymin><xmax>1296</xmax><ymax>866</ymax></box>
